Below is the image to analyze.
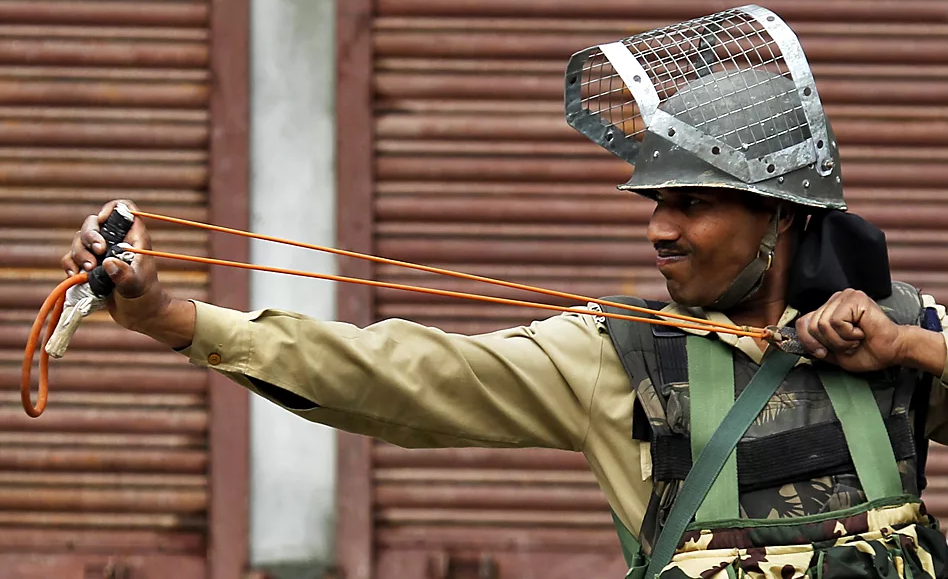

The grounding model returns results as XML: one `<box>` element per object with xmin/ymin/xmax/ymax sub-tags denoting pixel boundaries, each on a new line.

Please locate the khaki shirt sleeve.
<box><xmin>181</xmin><ymin>301</ymin><xmax>608</xmax><ymax>450</ymax></box>
<box><xmin>920</xmin><ymin>296</ymin><xmax>948</xmax><ymax>443</ymax></box>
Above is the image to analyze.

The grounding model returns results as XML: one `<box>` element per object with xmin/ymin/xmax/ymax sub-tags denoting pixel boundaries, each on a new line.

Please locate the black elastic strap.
<box><xmin>651</xmin><ymin>414</ymin><xmax>915</xmax><ymax>490</ymax></box>
<box><xmin>653</xmin><ymin>327</ymin><xmax>688</xmax><ymax>386</ymax></box>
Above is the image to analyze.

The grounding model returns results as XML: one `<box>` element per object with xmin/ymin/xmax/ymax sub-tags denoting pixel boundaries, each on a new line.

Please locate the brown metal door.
<box><xmin>337</xmin><ymin>1</ymin><xmax>948</xmax><ymax>578</ymax></box>
<box><xmin>0</xmin><ymin>2</ymin><xmax>249</xmax><ymax>578</ymax></box>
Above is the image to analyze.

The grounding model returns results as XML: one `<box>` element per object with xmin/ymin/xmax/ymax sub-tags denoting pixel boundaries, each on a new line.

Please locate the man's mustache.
<box><xmin>653</xmin><ymin>241</ymin><xmax>690</xmax><ymax>257</ymax></box>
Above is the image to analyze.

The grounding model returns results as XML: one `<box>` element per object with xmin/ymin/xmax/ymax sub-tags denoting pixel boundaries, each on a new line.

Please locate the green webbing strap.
<box><xmin>645</xmin><ymin>348</ymin><xmax>799</xmax><ymax>579</ymax></box>
<box><xmin>611</xmin><ymin>508</ymin><xmax>643</xmax><ymax>569</ymax></box>
<box><xmin>818</xmin><ymin>370</ymin><xmax>903</xmax><ymax>501</ymax></box>
<box><xmin>687</xmin><ymin>337</ymin><xmax>739</xmax><ymax>522</ymax></box>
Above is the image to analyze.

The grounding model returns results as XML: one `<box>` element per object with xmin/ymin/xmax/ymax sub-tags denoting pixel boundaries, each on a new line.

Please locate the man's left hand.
<box><xmin>795</xmin><ymin>289</ymin><xmax>907</xmax><ymax>373</ymax></box>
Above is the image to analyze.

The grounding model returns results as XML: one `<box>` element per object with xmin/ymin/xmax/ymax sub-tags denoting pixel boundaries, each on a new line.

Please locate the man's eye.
<box><xmin>684</xmin><ymin>197</ymin><xmax>704</xmax><ymax>207</ymax></box>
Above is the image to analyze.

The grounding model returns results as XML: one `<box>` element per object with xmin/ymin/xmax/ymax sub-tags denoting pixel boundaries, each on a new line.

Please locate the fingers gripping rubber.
<box><xmin>88</xmin><ymin>203</ymin><xmax>135</xmax><ymax>298</ymax></box>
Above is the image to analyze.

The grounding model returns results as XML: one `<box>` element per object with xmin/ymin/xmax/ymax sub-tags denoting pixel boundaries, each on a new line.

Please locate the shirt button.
<box><xmin>207</xmin><ymin>353</ymin><xmax>222</xmax><ymax>366</ymax></box>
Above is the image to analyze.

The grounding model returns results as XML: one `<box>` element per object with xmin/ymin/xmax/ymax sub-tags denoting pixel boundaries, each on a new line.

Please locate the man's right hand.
<box><xmin>61</xmin><ymin>199</ymin><xmax>196</xmax><ymax>350</ymax></box>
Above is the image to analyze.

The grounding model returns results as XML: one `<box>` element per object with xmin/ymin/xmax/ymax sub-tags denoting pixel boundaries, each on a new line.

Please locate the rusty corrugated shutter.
<box><xmin>0</xmin><ymin>2</ymin><xmax>212</xmax><ymax>577</ymax></box>
<box><xmin>365</xmin><ymin>1</ymin><xmax>948</xmax><ymax>577</ymax></box>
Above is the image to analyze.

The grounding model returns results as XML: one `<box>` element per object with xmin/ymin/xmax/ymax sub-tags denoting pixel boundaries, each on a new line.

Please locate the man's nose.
<box><xmin>647</xmin><ymin>205</ymin><xmax>681</xmax><ymax>246</ymax></box>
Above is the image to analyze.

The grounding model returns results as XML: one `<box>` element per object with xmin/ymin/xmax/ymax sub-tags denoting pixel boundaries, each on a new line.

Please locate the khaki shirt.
<box><xmin>180</xmin><ymin>299</ymin><xmax>948</xmax><ymax>537</ymax></box>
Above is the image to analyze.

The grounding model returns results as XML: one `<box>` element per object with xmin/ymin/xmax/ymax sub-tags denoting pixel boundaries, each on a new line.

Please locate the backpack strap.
<box><xmin>818</xmin><ymin>368</ymin><xmax>903</xmax><ymax>501</ymax></box>
<box><xmin>687</xmin><ymin>337</ymin><xmax>739</xmax><ymax>522</ymax></box>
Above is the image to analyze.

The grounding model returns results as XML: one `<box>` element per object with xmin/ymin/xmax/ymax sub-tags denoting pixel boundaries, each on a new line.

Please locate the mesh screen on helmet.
<box><xmin>565</xmin><ymin>5</ymin><xmax>834</xmax><ymax>184</ymax></box>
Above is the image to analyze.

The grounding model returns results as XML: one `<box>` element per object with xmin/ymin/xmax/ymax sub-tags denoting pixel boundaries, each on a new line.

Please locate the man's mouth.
<box><xmin>655</xmin><ymin>252</ymin><xmax>689</xmax><ymax>268</ymax></box>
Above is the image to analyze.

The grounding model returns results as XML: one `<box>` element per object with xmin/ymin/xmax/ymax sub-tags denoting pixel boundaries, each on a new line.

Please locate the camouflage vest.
<box><xmin>599</xmin><ymin>282</ymin><xmax>934</xmax><ymax>559</ymax></box>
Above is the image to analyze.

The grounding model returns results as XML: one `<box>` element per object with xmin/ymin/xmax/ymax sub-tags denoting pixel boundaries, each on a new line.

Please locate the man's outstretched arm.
<box><xmin>64</xmin><ymin>200</ymin><xmax>603</xmax><ymax>450</ymax></box>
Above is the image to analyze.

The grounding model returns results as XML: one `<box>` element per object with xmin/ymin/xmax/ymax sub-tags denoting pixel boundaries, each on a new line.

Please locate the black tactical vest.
<box><xmin>599</xmin><ymin>282</ymin><xmax>935</xmax><ymax>556</ymax></box>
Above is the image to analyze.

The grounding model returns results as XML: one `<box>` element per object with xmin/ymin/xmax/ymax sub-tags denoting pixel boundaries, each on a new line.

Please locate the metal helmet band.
<box><xmin>564</xmin><ymin>4</ymin><xmax>844</xmax><ymax>211</ymax></box>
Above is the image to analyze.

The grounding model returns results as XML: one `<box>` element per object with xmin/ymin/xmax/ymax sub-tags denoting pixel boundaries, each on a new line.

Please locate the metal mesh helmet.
<box><xmin>564</xmin><ymin>4</ymin><xmax>845</xmax><ymax>211</ymax></box>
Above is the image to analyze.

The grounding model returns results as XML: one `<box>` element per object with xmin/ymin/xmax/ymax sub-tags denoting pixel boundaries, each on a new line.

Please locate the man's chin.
<box><xmin>665</xmin><ymin>282</ymin><xmax>714</xmax><ymax>309</ymax></box>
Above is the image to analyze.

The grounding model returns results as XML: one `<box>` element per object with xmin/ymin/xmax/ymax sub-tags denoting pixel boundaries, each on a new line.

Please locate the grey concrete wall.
<box><xmin>249</xmin><ymin>0</ymin><xmax>337</xmax><ymax>568</ymax></box>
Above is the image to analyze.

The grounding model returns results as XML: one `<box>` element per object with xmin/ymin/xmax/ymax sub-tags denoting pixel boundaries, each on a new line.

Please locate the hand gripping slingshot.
<box><xmin>20</xmin><ymin>203</ymin><xmax>801</xmax><ymax>418</ymax></box>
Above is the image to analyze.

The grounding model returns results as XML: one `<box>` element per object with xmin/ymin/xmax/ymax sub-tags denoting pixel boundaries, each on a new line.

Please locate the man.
<box><xmin>62</xmin><ymin>7</ymin><xmax>948</xmax><ymax>579</ymax></box>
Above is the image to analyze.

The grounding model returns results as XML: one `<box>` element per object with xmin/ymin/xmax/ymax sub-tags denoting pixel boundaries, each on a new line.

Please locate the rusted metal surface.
<box><xmin>0</xmin><ymin>106</ymin><xmax>209</xmax><ymax>122</ymax></box>
<box><xmin>0</xmin><ymin>39</ymin><xmax>207</xmax><ymax>67</ymax></box>
<box><xmin>0</xmin><ymin>528</ymin><xmax>205</xmax><ymax>553</ymax></box>
<box><xmin>0</xmin><ymin>439</ymin><xmax>205</xmax><ymax>458</ymax></box>
<box><xmin>206</xmin><ymin>0</ymin><xmax>251</xmax><ymax>576</ymax></box>
<box><xmin>0</xmin><ymin>554</ymin><xmax>206</xmax><ymax>579</ymax></box>
<box><xmin>0</xmin><ymin>2</ymin><xmax>208</xmax><ymax>26</ymax></box>
<box><xmin>0</xmin><ymin>448</ymin><xmax>207</xmax><ymax>472</ymax></box>
<box><xmin>0</xmin><ymin>407</ymin><xmax>208</xmax><ymax>434</ymax></box>
<box><xmin>0</xmin><ymin>121</ymin><xmax>209</xmax><ymax>148</ymax></box>
<box><xmin>374</xmin><ymin>18</ymin><xmax>948</xmax><ymax>36</ymax></box>
<box><xmin>0</xmin><ymin>1</ymin><xmax>233</xmax><ymax>576</ymax></box>
<box><xmin>0</xmin><ymin>487</ymin><xmax>207</xmax><ymax>513</ymax></box>
<box><xmin>0</xmin><ymin>161</ymin><xmax>207</xmax><ymax>188</ymax></box>
<box><xmin>375</xmin><ymin>32</ymin><xmax>948</xmax><ymax>64</ymax></box>
<box><xmin>0</xmin><ymin>201</ymin><xmax>208</xmax><ymax>226</ymax></box>
<box><xmin>0</xmin><ymin>79</ymin><xmax>208</xmax><ymax>107</ymax></box>
<box><xmin>336</xmin><ymin>2</ymin><xmax>377</xmax><ymax>579</ymax></box>
<box><xmin>375</xmin><ymin>0</ymin><xmax>948</xmax><ymax>22</ymax></box>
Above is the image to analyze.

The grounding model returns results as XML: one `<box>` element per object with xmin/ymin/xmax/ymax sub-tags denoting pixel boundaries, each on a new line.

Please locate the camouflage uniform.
<box><xmin>665</xmin><ymin>500</ymin><xmax>945</xmax><ymax>579</ymax></box>
<box><xmin>602</xmin><ymin>289</ymin><xmax>947</xmax><ymax>579</ymax></box>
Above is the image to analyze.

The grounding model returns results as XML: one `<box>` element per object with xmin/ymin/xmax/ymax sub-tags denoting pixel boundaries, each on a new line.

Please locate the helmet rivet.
<box><xmin>802</xmin><ymin>180</ymin><xmax>811</xmax><ymax>189</ymax></box>
<box><xmin>836</xmin><ymin>176</ymin><xmax>842</xmax><ymax>184</ymax></box>
<box><xmin>653</xmin><ymin>151</ymin><xmax>660</xmax><ymax>159</ymax></box>
<box><xmin>777</xmin><ymin>176</ymin><xmax>785</xmax><ymax>184</ymax></box>
<box><xmin>821</xmin><ymin>159</ymin><xmax>835</xmax><ymax>171</ymax></box>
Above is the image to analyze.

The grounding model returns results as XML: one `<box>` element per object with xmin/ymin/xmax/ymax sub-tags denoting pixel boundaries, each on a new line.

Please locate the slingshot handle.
<box><xmin>88</xmin><ymin>203</ymin><xmax>135</xmax><ymax>298</ymax></box>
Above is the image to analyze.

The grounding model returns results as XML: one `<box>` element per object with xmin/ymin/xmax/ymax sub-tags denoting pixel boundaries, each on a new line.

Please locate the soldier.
<box><xmin>62</xmin><ymin>7</ymin><xmax>948</xmax><ymax>579</ymax></box>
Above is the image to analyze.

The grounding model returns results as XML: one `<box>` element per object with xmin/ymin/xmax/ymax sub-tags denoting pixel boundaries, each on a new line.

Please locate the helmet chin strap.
<box><xmin>710</xmin><ymin>210</ymin><xmax>781</xmax><ymax>312</ymax></box>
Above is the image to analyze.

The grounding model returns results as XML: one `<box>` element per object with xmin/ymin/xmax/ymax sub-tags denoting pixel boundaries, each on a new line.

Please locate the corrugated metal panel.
<box><xmin>0</xmin><ymin>2</ymin><xmax>211</xmax><ymax>576</ymax></box>
<box><xmin>365</xmin><ymin>2</ymin><xmax>948</xmax><ymax>577</ymax></box>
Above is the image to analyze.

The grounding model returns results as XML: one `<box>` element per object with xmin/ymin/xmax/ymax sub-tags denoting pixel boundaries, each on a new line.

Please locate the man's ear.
<box><xmin>777</xmin><ymin>203</ymin><xmax>800</xmax><ymax>234</ymax></box>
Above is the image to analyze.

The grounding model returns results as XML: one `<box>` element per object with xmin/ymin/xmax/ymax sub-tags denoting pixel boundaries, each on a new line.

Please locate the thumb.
<box><xmin>103</xmin><ymin>257</ymin><xmax>144</xmax><ymax>298</ymax></box>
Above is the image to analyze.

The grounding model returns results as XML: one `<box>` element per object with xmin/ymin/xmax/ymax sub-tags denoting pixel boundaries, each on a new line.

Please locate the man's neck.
<box><xmin>725</xmin><ymin>296</ymin><xmax>788</xmax><ymax>330</ymax></box>
<box><xmin>722</xmin><ymin>292</ymin><xmax>788</xmax><ymax>353</ymax></box>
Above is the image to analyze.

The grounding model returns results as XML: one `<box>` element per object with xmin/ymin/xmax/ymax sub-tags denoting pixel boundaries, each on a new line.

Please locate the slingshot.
<box><xmin>21</xmin><ymin>203</ymin><xmax>788</xmax><ymax>418</ymax></box>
